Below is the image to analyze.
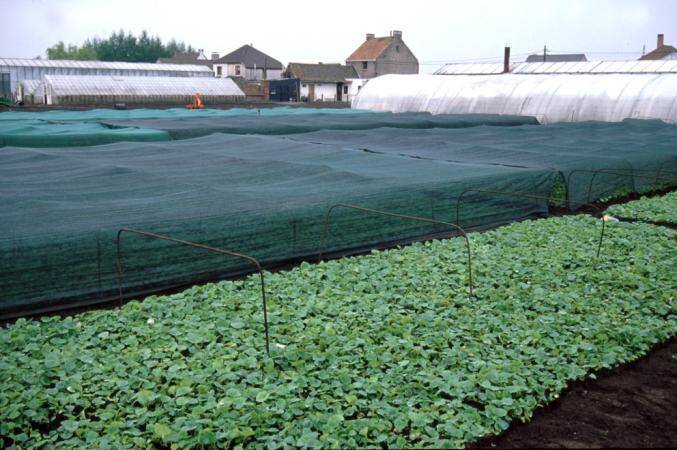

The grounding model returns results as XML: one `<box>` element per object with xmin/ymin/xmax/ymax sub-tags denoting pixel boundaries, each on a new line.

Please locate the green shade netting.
<box><xmin>0</xmin><ymin>120</ymin><xmax>170</xmax><ymax>147</ymax></box>
<box><xmin>1</xmin><ymin>116</ymin><xmax>675</xmax><ymax>317</ymax></box>
<box><xmin>101</xmin><ymin>113</ymin><xmax>539</xmax><ymax>139</ymax></box>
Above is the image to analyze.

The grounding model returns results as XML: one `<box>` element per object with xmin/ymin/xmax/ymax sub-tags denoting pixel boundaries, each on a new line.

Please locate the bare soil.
<box><xmin>470</xmin><ymin>338</ymin><xmax>677</xmax><ymax>449</ymax></box>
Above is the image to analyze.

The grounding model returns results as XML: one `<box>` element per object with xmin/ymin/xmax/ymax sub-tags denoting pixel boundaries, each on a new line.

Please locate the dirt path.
<box><xmin>471</xmin><ymin>338</ymin><xmax>677</xmax><ymax>448</ymax></box>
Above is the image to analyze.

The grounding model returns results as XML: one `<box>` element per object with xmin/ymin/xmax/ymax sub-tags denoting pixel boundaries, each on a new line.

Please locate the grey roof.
<box><xmin>157</xmin><ymin>52</ymin><xmax>213</xmax><ymax>67</ymax></box>
<box><xmin>216</xmin><ymin>45</ymin><xmax>283</xmax><ymax>69</ymax></box>
<box><xmin>286</xmin><ymin>63</ymin><xmax>358</xmax><ymax>83</ymax></box>
<box><xmin>525</xmin><ymin>53</ymin><xmax>587</xmax><ymax>63</ymax></box>
<box><xmin>0</xmin><ymin>57</ymin><xmax>213</xmax><ymax>73</ymax></box>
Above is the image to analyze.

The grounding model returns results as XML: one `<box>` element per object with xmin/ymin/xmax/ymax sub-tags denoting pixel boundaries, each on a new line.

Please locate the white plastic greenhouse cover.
<box><xmin>434</xmin><ymin>59</ymin><xmax>677</xmax><ymax>75</ymax></box>
<box><xmin>352</xmin><ymin>74</ymin><xmax>677</xmax><ymax>123</ymax></box>
<box><xmin>43</xmin><ymin>75</ymin><xmax>245</xmax><ymax>98</ymax></box>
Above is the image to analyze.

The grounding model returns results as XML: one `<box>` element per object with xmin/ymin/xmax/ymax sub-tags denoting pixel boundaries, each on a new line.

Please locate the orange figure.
<box><xmin>186</xmin><ymin>92</ymin><xmax>203</xmax><ymax>109</ymax></box>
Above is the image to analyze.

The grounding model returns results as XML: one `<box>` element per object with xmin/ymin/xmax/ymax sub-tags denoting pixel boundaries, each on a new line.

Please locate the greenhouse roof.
<box><xmin>435</xmin><ymin>59</ymin><xmax>677</xmax><ymax>75</ymax></box>
<box><xmin>43</xmin><ymin>75</ymin><xmax>245</xmax><ymax>97</ymax></box>
<box><xmin>352</xmin><ymin>73</ymin><xmax>677</xmax><ymax>124</ymax></box>
<box><xmin>0</xmin><ymin>57</ymin><xmax>213</xmax><ymax>73</ymax></box>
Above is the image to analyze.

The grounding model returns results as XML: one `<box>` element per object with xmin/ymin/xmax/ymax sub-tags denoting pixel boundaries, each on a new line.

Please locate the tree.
<box><xmin>46</xmin><ymin>31</ymin><xmax>195</xmax><ymax>62</ymax></box>
<box><xmin>46</xmin><ymin>41</ymin><xmax>97</xmax><ymax>60</ymax></box>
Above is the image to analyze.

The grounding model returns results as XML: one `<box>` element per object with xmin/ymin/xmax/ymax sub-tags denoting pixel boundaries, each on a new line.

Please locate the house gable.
<box><xmin>346</xmin><ymin>31</ymin><xmax>418</xmax><ymax>78</ymax></box>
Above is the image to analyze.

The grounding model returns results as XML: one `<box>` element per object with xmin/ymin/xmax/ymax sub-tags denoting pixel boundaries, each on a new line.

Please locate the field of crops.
<box><xmin>606</xmin><ymin>191</ymin><xmax>677</xmax><ymax>224</ymax></box>
<box><xmin>1</xmin><ymin>214</ymin><xmax>674</xmax><ymax>449</ymax></box>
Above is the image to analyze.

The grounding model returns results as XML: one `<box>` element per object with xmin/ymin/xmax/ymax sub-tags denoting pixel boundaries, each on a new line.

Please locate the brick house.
<box><xmin>346</xmin><ymin>30</ymin><xmax>419</xmax><ymax>79</ymax></box>
<box><xmin>640</xmin><ymin>34</ymin><xmax>677</xmax><ymax>60</ymax></box>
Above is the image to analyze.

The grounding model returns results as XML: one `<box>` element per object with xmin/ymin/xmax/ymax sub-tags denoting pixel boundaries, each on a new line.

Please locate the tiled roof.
<box><xmin>285</xmin><ymin>63</ymin><xmax>358</xmax><ymax>83</ymax></box>
<box><xmin>639</xmin><ymin>45</ymin><xmax>677</xmax><ymax>60</ymax></box>
<box><xmin>346</xmin><ymin>37</ymin><xmax>392</xmax><ymax>61</ymax></box>
<box><xmin>216</xmin><ymin>45</ymin><xmax>283</xmax><ymax>70</ymax></box>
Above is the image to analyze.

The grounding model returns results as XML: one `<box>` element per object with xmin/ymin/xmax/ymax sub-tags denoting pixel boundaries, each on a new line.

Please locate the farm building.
<box><xmin>212</xmin><ymin>45</ymin><xmax>284</xmax><ymax>81</ymax></box>
<box><xmin>282</xmin><ymin>63</ymin><xmax>359</xmax><ymax>102</ymax></box>
<box><xmin>639</xmin><ymin>33</ymin><xmax>677</xmax><ymax>60</ymax></box>
<box><xmin>0</xmin><ymin>58</ymin><xmax>214</xmax><ymax>100</ymax></box>
<box><xmin>37</xmin><ymin>75</ymin><xmax>244</xmax><ymax>106</ymax></box>
<box><xmin>353</xmin><ymin>60</ymin><xmax>677</xmax><ymax>123</ymax></box>
<box><xmin>346</xmin><ymin>30</ymin><xmax>419</xmax><ymax>78</ymax></box>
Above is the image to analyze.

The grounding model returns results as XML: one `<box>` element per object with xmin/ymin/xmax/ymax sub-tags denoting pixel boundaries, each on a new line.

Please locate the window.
<box><xmin>235</xmin><ymin>65</ymin><xmax>241</xmax><ymax>76</ymax></box>
<box><xmin>302</xmin><ymin>83</ymin><xmax>307</xmax><ymax>88</ymax></box>
<box><xmin>216</xmin><ymin>66</ymin><xmax>222</xmax><ymax>76</ymax></box>
<box><xmin>343</xmin><ymin>85</ymin><xmax>348</xmax><ymax>94</ymax></box>
<box><xmin>396</xmin><ymin>45</ymin><xmax>400</xmax><ymax>53</ymax></box>
<box><xmin>362</xmin><ymin>61</ymin><xmax>368</xmax><ymax>70</ymax></box>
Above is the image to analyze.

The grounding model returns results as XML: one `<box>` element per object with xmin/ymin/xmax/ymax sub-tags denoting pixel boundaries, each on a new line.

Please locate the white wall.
<box><xmin>213</xmin><ymin>64</ymin><xmax>283</xmax><ymax>81</ymax></box>
<box><xmin>300</xmin><ymin>82</ymin><xmax>338</xmax><ymax>101</ymax></box>
<box><xmin>345</xmin><ymin>78</ymin><xmax>369</xmax><ymax>102</ymax></box>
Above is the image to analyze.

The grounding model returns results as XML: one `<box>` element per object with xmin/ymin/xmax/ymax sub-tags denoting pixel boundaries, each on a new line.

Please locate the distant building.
<box><xmin>157</xmin><ymin>49</ymin><xmax>211</xmax><ymax>66</ymax></box>
<box><xmin>525</xmin><ymin>53</ymin><xmax>587</xmax><ymax>63</ymax></box>
<box><xmin>279</xmin><ymin>62</ymin><xmax>359</xmax><ymax>102</ymax></box>
<box><xmin>212</xmin><ymin>45</ymin><xmax>284</xmax><ymax>80</ymax></box>
<box><xmin>640</xmin><ymin>34</ymin><xmax>677</xmax><ymax>60</ymax></box>
<box><xmin>346</xmin><ymin>30</ymin><xmax>418</xmax><ymax>79</ymax></box>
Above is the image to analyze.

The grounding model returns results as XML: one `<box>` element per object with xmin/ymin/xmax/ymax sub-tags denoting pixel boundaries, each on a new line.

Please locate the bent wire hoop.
<box><xmin>454</xmin><ymin>188</ymin><xmax>606</xmax><ymax>259</ymax></box>
<box><xmin>319</xmin><ymin>203</ymin><xmax>474</xmax><ymax>298</ymax></box>
<box><xmin>115</xmin><ymin>228</ymin><xmax>271</xmax><ymax>356</ymax></box>
<box><xmin>566</xmin><ymin>168</ymin><xmax>676</xmax><ymax>204</ymax></box>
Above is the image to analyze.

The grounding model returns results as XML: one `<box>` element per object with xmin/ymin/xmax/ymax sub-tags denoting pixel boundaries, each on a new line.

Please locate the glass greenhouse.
<box><xmin>42</xmin><ymin>75</ymin><xmax>245</xmax><ymax>105</ymax></box>
<box><xmin>0</xmin><ymin>58</ymin><xmax>214</xmax><ymax>97</ymax></box>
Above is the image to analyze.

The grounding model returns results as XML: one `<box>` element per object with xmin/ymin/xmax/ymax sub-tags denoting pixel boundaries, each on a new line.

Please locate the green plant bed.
<box><xmin>1</xmin><ymin>215</ymin><xmax>675</xmax><ymax>449</ymax></box>
<box><xmin>606</xmin><ymin>191</ymin><xmax>677</xmax><ymax>224</ymax></box>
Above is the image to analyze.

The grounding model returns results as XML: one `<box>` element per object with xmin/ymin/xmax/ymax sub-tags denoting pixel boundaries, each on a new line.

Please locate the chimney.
<box><xmin>657</xmin><ymin>33</ymin><xmax>665</xmax><ymax>48</ymax></box>
<box><xmin>211</xmin><ymin>52</ymin><xmax>220</xmax><ymax>61</ymax></box>
<box><xmin>392</xmin><ymin>30</ymin><xmax>403</xmax><ymax>40</ymax></box>
<box><xmin>503</xmin><ymin>46</ymin><xmax>510</xmax><ymax>73</ymax></box>
<box><xmin>366</xmin><ymin>33</ymin><xmax>375</xmax><ymax>40</ymax></box>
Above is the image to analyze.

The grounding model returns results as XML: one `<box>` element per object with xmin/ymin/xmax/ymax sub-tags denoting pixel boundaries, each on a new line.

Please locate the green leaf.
<box><xmin>256</xmin><ymin>390</ymin><xmax>270</xmax><ymax>403</ymax></box>
<box><xmin>153</xmin><ymin>423</ymin><xmax>173</xmax><ymax>441</ymax></box>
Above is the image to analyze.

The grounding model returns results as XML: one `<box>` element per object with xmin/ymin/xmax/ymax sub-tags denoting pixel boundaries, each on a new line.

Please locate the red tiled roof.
<box><xmin>639</xmin><ymin>45</ymin><xmax>677</xmax><ymax>60</ymax></box>
<box><xmin>347</xmin><ymin>37</ymin><xmax>392</xmax><ymax>61</ymax></box>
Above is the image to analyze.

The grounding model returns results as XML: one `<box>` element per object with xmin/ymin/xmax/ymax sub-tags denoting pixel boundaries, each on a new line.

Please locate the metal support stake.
<box><xmin>116</xmin><ymin>228</ymin><xmax>270</xmax><ymax>356</ymax></box>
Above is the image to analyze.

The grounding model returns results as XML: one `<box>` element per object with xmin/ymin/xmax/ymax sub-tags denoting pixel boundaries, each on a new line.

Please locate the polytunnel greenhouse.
<box><xmin>352</xmin><ymin>71</ymin><xmax>677</xmax><ymax>123</ymax></box>
<box><xmin>41</xmin><ymin>75</ymin><xmax>245</xmax><ymax>105</ymax></box>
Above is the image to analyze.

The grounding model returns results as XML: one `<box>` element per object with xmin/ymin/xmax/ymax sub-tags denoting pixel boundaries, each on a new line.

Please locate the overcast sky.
<box><xmin>1</xmin><ymin>0</ymin><xmax>675</xmax><ymax>72</ymax></box>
